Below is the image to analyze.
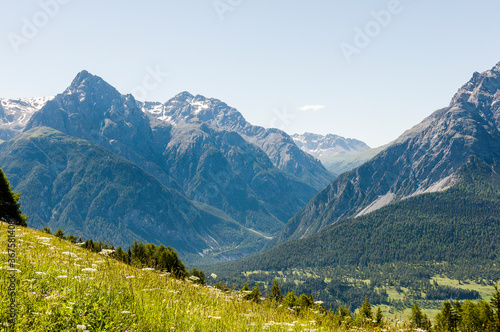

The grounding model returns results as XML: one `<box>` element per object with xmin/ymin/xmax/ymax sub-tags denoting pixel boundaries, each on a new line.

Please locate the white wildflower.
<box><xmin>76</xmin><ymin>325</ymin><xmax>86</xmax><ymax>331</ymax></box>
<box><xmin>82</xmin><ymin>268</ymin><xmax>97</xmax><ymax>272</ymax></box>
<box><xmin>121</xmin><ymin>311</ymin><xmax>131</xmax><ymax>314</ymax></box>
<box><xmin>56</xmin><ymin>275</ymin><xmax>68</xmax><ymax>278</ymax></box>
<box><xmin>62</xmin><ymin>252</ymin><xmax>78</xmax><ymax>258</ymax></box>
<box><xmin>211</xmin><ymin>273</ymin><xmax>217</xmax><ymax>279</ymax></box>
<box><xmin>142</xmin><ymin>268</ymin><xmax>155</xmax><ymax>271</ymax></box>
<box><xmin>208</xmin><ymin>316</ymin><xmax>221</xmax><ymax>319</ymax></box>
<box><xmin>99</xmin><ymin>249</ymin><xmax>115</xmax><ymax>256</ymax></box>
<box><xmin>126</xmin><ymin>275</ymin><xmax>135</xmax><ymax>279</ymax></box>
<box><xmin>35</xmin><ymin>272</ymin><xmax>46</xmax><ymax>275</ymax></box>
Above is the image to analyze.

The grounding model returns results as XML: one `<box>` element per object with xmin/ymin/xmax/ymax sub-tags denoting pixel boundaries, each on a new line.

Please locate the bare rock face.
<box><xmin>141</xmin><ymin>93</ymin><xmax>334</xmax><ymax>191</ymax></box>
<box><xmin>280</xmin><ymin>62</ymin><xmax>500</xmax><ymax>242</ymax></box>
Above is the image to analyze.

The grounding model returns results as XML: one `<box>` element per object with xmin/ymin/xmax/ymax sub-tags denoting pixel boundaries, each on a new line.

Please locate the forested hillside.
<box><xmin>211</xmin><ymin>156</ymin><xmax>500</xmax><ymax>309</ymax></box>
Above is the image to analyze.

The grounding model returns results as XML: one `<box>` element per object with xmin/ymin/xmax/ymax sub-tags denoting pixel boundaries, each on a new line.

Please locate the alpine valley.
<box><xmin>0</xmin><ymin>71</ymin><xmax>338</xmax><ymax>264</ymax></box>
<box><xmin>2</xmin><ymin>62</ymin><xmax>500</xmax><ymax>315</ymax></box>
<box><xmin>210</xmin><ymin>62</ymin><xmax>500</xmax><ymax>311</ymax></box>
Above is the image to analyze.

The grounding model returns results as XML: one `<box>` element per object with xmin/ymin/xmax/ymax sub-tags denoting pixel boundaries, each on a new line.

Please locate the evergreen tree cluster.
<box><xmin>0</xmin><ymin>168</ymin><xmax>27</xmax><ymax>226</ymax></box>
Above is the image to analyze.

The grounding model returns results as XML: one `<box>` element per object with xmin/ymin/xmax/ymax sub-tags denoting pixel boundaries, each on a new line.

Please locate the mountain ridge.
<box><xmin>141</xmin><ymin>92</ymin><xmax>335</xmax><ymax>190</ymax></box>
<box><xmin>0</xmin><ymin>71</ymin><xmax>327</xmax><ymax>262</ymax></box>
<box><xmin>279</xmin><ymin>61</ymin><xmax>500</xmax><ymax>241</ymax></box>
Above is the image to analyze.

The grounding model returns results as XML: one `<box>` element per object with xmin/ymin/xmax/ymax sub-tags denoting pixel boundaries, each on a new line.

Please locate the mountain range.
<box><xmin>141</xmin><ymin>93</ymin><xmax>334</xmax><ymax>190</ymax></box>
<box><xmin>0</xmin><ymin>71</ymin><xmax>339</xmax><ymax>263</ymax></box>
<box><xmin>291</xmin><ymin>132</ymin><xmax>376</xmax><ymax>176</ymax></box>
<box><xmin>279</xmin><ymin>61</ymin><xmax>500</xmax><ymax>242</ymax></box>
<box><xmin>0</xmin><ymin>96</ymin><xmax>53</xmax><ymax>142</ymax></box>
<box><xmin>211</xmin><ymin>62</ymin><xmax>500</xmax><ymax>310</ymax></box>
<box><xmin>2</xmin><ymin>61</ymin><xmax>500</xmax><ymax>271</ymax></box>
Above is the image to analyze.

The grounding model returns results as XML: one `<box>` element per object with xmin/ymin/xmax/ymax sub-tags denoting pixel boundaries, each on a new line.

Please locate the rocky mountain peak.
<box><xmin>493</xmin><ymin>61</ymin><xmax>500</xmax><ymax>73</ymax></box>
<box><xmin>292</xmin><ymin>132</ymin><xmax>370</xmax><ymax>163</ymax></box>
<box><xmin>450</xmin><ymin>64</ymin><xmax>500</xmax><ymax>108</ymax></box>
<box><xmin>65</xmin><ymin>70</ymin><xmax>121</xmax><ymax>102</ymax></box>
<box><xmin>171</xmin><ymin>91</ymin><xmax>195</xmax><ymax>103</ymax></box>
<box><xmin>142</xmin><ymin>92</ymin><xmax>334</xmax><ymax>190</ymax></box>
<box><xmin>281</xmin><ymin>61</ymin><xmax>500</xmax><ymax>241</ymax></box>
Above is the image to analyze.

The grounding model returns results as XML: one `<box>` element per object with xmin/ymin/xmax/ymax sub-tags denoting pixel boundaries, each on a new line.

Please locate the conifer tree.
<box><xmin>492</xmin><ymin>283</ymin><xmax>500</xmax><ymax>332</ymax></box>
<box><xmin>267</xmin><ymin>279</ymin><xmax>283</xmax><ymax>303</ymax></box>
<box><xmin>375</xmin><ymin>307</ymin><xmax>383</xmax><ymax>326</ymax></box>
<box><xmin>359</xmin><ymin>298</ymin><xmax>372</xmax><ymax>320</ymax></box>
<box><xmin>54</xmin><ymin>228</ymin><xmax>66</xmax><ymax>239</ymax></box>
<box><xmin>0</xmin><ymin>168</ymin><xmax>27</xmax><ymax>226</ymax></box>
<box><xmin>283</xmin><ymin>290</ymin><xmax>299</xmax><ymax>309</ymax></box>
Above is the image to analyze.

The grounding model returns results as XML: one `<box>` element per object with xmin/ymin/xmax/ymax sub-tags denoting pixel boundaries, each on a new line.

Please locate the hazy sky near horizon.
<box><xmin>1</xmin><ymin>0</ymin><xmax>500</xmax><ymax>147</ymax></box>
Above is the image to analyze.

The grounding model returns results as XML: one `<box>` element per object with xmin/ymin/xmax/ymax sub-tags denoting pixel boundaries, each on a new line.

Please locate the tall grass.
<box><xmin>0</xmin><ymin>222</ymin><xmax>354</xmax><ymax>331</ymax></box>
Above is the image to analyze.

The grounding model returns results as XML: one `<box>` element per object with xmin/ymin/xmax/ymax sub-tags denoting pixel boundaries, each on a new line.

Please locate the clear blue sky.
<box><xmin>1</xmin><ymin>0</ymin><xmax>500</xmax><ymax>147</ymax></box>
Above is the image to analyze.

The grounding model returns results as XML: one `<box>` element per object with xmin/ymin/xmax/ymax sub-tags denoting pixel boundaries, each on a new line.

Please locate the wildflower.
<box><xmin>188</xmin><ymin>276</ymin><xmax>200</xmax><ymax>281</ymax></box>
<box><xmin>7</xmin><ymin>268</ymin><xmax>21</xmax><ymax>273</ymax></box>
<box><xmin>121</xmin><ymin>311</ymin><xmax>131</xmax><ymax>314</ymax></box>
<box><xmin>142</xmin><ymin>268</ymin><xmax>155</xmax><ymax>271</ymax></box>
<box><xmin>126</xmin><ymin>275</ymin><xmax>135</xmax><ymax>279</ymax></box>
<box><xmin>82</xmin><ymin>268</ymin><xmax>97</xmax><ymax>272</ymax></box>
<box><xmin>208</xmin><ymin>316</ymin><xmax>221</xmax><ymax>319</ymax></box>
<box><xmin>56</xmin><ymin>275</ymin><xmax>68</xmax><ymax>278</ymax></box>
<box><xmin>62</xmin><ymin>252</ymin><xmax>78</xmax><ymax>258</ymax></box>
<box><xmin>35</xmin><ymin>272</ymin><xmax>46</xmax><ymax>275</ymax></box>
<box><xmin>76</xmin><ymin>325</ymin><xmax>86</xmax><ymax>331</ymax></box>
<box><xmin>99</xmin><ymin>249</ymin><xmax>115</xmax><ymax>256</ymax></box>
<box><xmin>211</xmin><ymin>273</ymin><xmax>217</xmax><ymax>279</ymax></box>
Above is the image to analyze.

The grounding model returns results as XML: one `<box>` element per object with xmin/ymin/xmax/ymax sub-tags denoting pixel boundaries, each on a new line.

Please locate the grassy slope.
<box><xmin>0</xmin><ymin>222</ymin><xmax>338</xmax><ymax>331</ymax></box>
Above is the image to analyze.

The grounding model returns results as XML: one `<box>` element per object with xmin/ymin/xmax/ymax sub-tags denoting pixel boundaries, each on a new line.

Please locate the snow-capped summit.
<box><xmin>0</xmin><ymin>96</ymin><xmax>53</xmax><ymax>141</ymax></box>
<box><xmin>142</xmin><ymin>92</ymin><xmax>334</xmax><ymax>190</ymax></box>
<box><xmin>292</xmin><ymin>132</ymin><xmax>370</xmax><ymax>160</ymax></box>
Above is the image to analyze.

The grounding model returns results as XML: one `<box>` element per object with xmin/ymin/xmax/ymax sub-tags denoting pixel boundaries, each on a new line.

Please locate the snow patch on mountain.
<box><xmin>292</xmin><ymin>132</ymin><xmax>370</xmax><ymax>161</ymax></box>
<box><xmin>0</xmin><ymin>96</ymin><xmax>54</xmax><ymax>141</ymax></box>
